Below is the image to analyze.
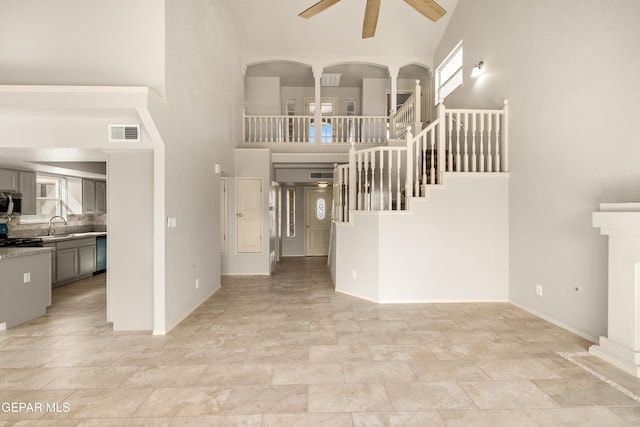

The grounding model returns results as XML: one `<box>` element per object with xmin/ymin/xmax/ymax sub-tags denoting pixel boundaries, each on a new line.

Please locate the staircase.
<box><xmin>330</xmin><ymin>99</ymin><xmax>510</xmax><ymax>304</ymax></box>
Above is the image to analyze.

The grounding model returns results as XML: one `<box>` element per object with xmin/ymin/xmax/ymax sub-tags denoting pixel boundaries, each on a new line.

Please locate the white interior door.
<box><xmin>305</xmin><ymin>187</ymin><xmax>333</xmax><ymax>256</ymax></box>
<box><xmin>236</xmin><ymin>178</ymin><xmax>262</xmax><ymax>253</ymax></box>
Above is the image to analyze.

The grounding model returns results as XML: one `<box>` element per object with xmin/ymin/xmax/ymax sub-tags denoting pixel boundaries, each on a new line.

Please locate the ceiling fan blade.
<box><xmin>299</xmin><ymin>0</ymin><xmax>341</xmax><ymax>19</ymax></box>
<box><xmin>403</xmin><ymin>0</ymin><xmax>446</xmax><ymax>22</ymax></box>
<box><xmin>362</xmin><ymin>0</ymin><xmax>381</xmax><ymax>39</ymax></box>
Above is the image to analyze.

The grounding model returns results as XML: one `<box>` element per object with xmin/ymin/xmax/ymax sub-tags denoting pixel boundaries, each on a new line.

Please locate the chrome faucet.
<box><xmin>48</xmin><ymin>215</ymin><xmax>68</xmax><ymax>236</ymax></box>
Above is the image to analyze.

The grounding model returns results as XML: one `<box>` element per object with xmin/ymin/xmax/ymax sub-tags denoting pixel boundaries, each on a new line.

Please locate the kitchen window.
<box><xmin>21</xmin><ymin>174</ymin><xmax>67</xmax><ymax>223</ymax></box>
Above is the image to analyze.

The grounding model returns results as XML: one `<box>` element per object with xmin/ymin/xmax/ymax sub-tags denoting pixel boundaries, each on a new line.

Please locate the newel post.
<box><xmin>436</xmin><ymin>99</ymin><xmax>446</xmax><ymax>183</ymax></box>
<box><xmin>414</xmin><ymin>80</ymin><xmax>422</xmax><ymax>132</ymax></box>
<box><xmin>242</xmin><ymin>108</ymin><xmax>246</xmax><ymax>143</ymax></box>
<box><xmin>348</xmin><ymin>142</ymin><xmax>356</xmax><ymax>217</ymax></box>
<box><xmin>502</xmin><ymin>99</ymin><xmax>509</xmax><ymax>172</ymax></box>
<box><xmin>405</xmin><ymin>126</ymin><xmax>414</xmax><ymax>198</ymax></box>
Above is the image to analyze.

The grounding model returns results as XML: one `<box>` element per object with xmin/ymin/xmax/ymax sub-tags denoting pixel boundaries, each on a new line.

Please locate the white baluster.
<box><xmin>479</xmin><ymin>114</ymin><xmax>485</xmax><ymax>172</ymax></box>
<box><xmin>463</xmin><ymin>112</ymin><xmax>469</xmax><ymax>172</ymax></box>
<box><xmin>396</xmin><ymin>148</ymin><xmax>402</xmax><ymax>210</ymax></box>
<box><xmin>471</xmin><ymin>113</ymin><xmax>477</xmax><ymax>172</ymax></box>
<box><xmin>414</xmin><ymin>136</ymin><xmax>420</xmax><ymax>196</ymax></box>
<box><xmin>494</xmin><ymin>112</ymin><xmax>502</xmax><ymax>172</ymax></box>
<box><xmin>447</xmin><ymin>113</ymin><xmax>453</xmax><ymax>172</ymax></box>
<box><xmin>455</xmin><ymin>112</ymin><xmax>461</xmax><ymax>171</ymax></box>
<box><xmin>387</xmin><ymin>150</ymin><xmax>392</xmax><ymax>211</ymax></box>
<box><xmin>487</xmin><ymin>113</ymin><xmax>493</xmax><ymax>173</ymax></box>
<box><xmin>378</xmin><ymin>150</ymin><xmax>384</xmax><ymax>210</ymax></box>
<box><xmin>429</xmin><ymin>128</ymin><xmax>436</xmax><ymax>184</ymax></box>
<box><xmin>370</xmin><ymin>151</ymin><xmax>376</xmax><ymax>210</ymax></box>
<box><xmin>421</xmin><ymin>134</ymin><xmax>428</xmax><ymax>193</ymax></box>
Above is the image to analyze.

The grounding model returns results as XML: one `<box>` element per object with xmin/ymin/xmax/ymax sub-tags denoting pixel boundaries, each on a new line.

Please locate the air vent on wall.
<box><xmin>109</xmin><ymin>124</ymin><xmax>140</xmax><ymax>142</ymax></box>
<box><xmin>309</xmin><ymin>172</ymin><xmax>334</xmax><ymax>179</ymax></box>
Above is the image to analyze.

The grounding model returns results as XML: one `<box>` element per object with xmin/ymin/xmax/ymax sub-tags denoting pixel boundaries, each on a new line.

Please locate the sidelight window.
<box><xmin>286</xmin><ymin>188</ymin><xmax>295</xmax><ymax>238</ymax></box>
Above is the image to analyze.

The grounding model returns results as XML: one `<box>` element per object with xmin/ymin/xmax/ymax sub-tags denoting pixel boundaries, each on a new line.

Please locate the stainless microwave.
<box><xmin>0</xmin><ymin>192</ymin><xmax>22</xmax><ymax>215</ymax></box>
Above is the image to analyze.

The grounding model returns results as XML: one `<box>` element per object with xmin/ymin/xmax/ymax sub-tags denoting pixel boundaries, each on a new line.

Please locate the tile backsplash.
<box><xmin>6</xmin><ymin>214</ymin><xmax>107</xmax><ymax>238</ymax></box>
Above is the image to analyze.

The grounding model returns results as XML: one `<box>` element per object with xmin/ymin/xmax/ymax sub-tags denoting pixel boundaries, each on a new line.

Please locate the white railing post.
<box><xmin>414</xmin><ymin>79</ymin><xmax>422</xmax><ymax>133</ymax></box>
<box><xmin>502</xmin><ymin>99</ymin><xmax>509</xmax><ymax>172</ymax></box>
<box><xmin>436</xmin><ymin>100</ymin><xmax>446</xmax><ymax>183</ymax></box>
<box><xmin>348</xmin><ymin>143</ymin><xmax>356</xmax><ymax>217</ymax></box>
<box><xmin>242</xmin><ymin>109</ymin><xmax>246</xmax><ymax>142</ymax></box>
<box><xmin>405</xmin><ymin>126</ymin><xmax>414</xmax><ymax>199</ymax></box>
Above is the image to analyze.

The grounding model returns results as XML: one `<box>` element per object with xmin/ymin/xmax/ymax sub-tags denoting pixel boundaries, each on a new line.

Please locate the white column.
<box><xmin>388</xmin><ymin>66</ymin><xmax>399</xmax><ymax>115</ymax></box>
<box><xmin>591</xmin><ymin>203</ymin><xmax>640</xmax><ymax>377</ymax></box>
<box><xmin>313</xmin><ymin>65</ymin><xmax>323</xmax><ymax>144</ymax></box>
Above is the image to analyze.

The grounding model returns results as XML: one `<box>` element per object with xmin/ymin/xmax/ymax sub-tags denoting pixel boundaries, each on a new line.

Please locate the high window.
<box><xmin>435</xmin><ymin>41</ymin><xmax>463</xmax><ymax>104</ymax></box>
<box><xmin>286</xmin><ymin>188</ymin><xmax>295</xmax><ymax>238</ymax></box>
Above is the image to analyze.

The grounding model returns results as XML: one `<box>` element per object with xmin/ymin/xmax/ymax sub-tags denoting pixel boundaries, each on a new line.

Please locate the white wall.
<box><xmin>335</xmin><ymin>174</ymin><xmax>509</xmax><ymax>303</ymax></box>
<box><xmin>148</xmin><ymin>0</ymin><xmax>243</xmax><ymax>331</ymax></box>
<box><xmin>436</xmin><ymin>0</ymin><xmax>640</xmax><ymax>340</ymax></box>
<box><xmin>107</xmin><ymin>151</ymin><xmax>154</xmax><ymax>330</ymax></box>
<box><xmin>245</xmin><ymin>77</ymin><xmax>281</xmax><ymax>115</ymax></box>
<box><xmin>0</xmin><ymin>0</ymin><xmax>164</xmax><ymax>94</ymax></box>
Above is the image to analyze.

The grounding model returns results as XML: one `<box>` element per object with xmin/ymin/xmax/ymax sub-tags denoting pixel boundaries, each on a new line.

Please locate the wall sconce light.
<box><xmin>317</xmin><ymin>181</ymin><xmax>329</xmax><ymax>188</ymax></box>
<box><xmin>470</xmin><ymin>61</ymin><xmax>484</xmax><ymax>78</ymax></box>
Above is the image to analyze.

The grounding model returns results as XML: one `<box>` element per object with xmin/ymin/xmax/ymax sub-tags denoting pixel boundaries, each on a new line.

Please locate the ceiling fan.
<box><xmin>299</xmin><ymin>0</ymin><xmax>446</xmax><ymax>39</ymax></box>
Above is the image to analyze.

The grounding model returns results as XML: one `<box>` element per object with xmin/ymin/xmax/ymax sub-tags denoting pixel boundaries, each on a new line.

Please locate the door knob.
<box><xmin>237</xmin><ymin>213</ymin><xmax>243</xmax><ymax>218</ymax></box>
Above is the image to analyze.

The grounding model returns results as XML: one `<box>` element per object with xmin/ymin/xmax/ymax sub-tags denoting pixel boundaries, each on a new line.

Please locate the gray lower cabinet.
<box><xmin>56</xmin><ymin>248</ymin><xmax>78</xmax><ymax>283</ymax></box>
<box><xmin>50</xmin><ymin>237</ymin><xmax>97</xmax><ymax>286</ymax></box>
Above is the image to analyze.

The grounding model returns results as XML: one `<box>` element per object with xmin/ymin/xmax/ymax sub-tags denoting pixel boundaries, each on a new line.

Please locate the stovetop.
<box><xmin>0</xmin><ymin>237</ymin><xmax>44</xmax><ymax>247</ymax></box>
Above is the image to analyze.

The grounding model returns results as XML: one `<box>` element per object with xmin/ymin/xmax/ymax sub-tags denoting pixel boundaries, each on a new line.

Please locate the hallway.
<box><xmin>1</xmin><ymin>258</ymin><xmax>640</xmax><ymax>425</ymax></box>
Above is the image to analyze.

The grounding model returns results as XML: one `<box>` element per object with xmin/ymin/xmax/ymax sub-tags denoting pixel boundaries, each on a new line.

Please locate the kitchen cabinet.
<box><xmin>0</xmin><ymin>169</ymin><xmax>18</xmax><ymax>191</ymax></box>
<box><xmin>82</xmin><ymin>179</ymin><xmax>107</xmax><ymax>214</ymax></box>
<box><xmin>51</xmin><ymin>237</ymin><xmax>97</xmax><ymax>286</ymax></box>
<box><xmin>0</xmin><ymin>250</ymin><xmax>51</xmax><ymax>328</ymax></box>
<box><xmin>19</xmin><ymin>171</ymin><xmax>37</xmax><ymax>215</ymax></box>
<box><xmin>56</xmin><ymin>248</ymin><xmax>78</xmax><ymax>283</ymax></box>
<box><xmin>95</xmin><ymin>180</ymin><xmax>107</xmax><ymax>213</ymax></box>
<box><xmin>82</xmin><ymin>179</ymin><xmax>96</xmax><ymax>213</ymax></box>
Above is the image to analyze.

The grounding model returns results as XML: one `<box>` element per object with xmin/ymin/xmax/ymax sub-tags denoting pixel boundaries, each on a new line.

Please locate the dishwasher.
<box><xmin>96</xmin><ymin>235</ymin><xmax>107</xmax><ymax>273</ymax></box>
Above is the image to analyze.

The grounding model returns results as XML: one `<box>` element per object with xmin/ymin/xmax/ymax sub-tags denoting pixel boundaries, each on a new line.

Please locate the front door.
<box><xmin>304</xmin><ymin>187</ymin><xmax>333</xmax><ymax>256</ymax></box>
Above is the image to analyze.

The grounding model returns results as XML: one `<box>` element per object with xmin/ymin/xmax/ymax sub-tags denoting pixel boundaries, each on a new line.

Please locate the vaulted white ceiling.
<box><xmin>228</xmin><ymin>0</ymin><xmax>458</xmax><ymax>68</ymax></box>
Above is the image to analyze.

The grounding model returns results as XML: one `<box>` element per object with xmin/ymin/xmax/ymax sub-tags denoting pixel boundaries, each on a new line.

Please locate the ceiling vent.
<box><xmin>309</xmin><ymin>172</ymin><xmax>334</xmax><ymax>179</ymax></box>
<box><xmin>109</xmin><ymin>124</ymin><xmax>140</xmax><ymax>142</ymax></box>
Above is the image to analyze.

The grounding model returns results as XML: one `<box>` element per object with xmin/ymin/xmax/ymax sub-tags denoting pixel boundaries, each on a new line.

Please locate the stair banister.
<box><xmin>348</xmin><ymin>142</ymin><xmax>356</xmax><ymax>217</ymax></box>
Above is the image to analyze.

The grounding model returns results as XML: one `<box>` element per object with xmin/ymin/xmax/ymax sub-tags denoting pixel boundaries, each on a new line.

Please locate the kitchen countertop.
<box><xmin>0</xmin><ymin>247</ymin><xmax>54</xmax><ymax>260</ymax></box>
<box><xmin>40</xmin><ymin>231</ymin><xmax>107</xmax><ymax>243</ymax></box>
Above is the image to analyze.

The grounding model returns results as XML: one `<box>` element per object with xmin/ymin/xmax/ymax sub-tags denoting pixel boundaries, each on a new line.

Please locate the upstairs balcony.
<box><xmin>242</xmin><ymin>61</ymin><xmax>430</xmax><ymax>152</ymax></box>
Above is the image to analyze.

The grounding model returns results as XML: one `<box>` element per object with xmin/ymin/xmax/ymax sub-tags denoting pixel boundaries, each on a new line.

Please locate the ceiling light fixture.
<box><xmin>317</xmin><ymin>181</ymin><xmax>329</xmax><ymax>188</ymax></box>
<box><xmin>471</xmin><ymin>61</ymin><xmax>484</xmax><ymax>78</ymax></box>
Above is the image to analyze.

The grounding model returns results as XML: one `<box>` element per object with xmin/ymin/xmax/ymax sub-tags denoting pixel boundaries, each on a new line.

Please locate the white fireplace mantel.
<box><xmin>591</xmin><ymin>202</ymin><xmax>640</xmax><ymax>377</ymax></box>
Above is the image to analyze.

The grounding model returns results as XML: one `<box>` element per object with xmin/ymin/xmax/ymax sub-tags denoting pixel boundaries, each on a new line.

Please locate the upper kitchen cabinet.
<box><xmin>82</xmin><ymin>179</ymin><xmax>107</xmax><ymax>214</ymax></box>
<box><xmin>95</xmin><ymin>180</ymin><xmax>107</xmax><ymax>214</ymax></box>
<box><xmin>0</xmin><ymin>169</ymin><xmax>18</xmax><ymax>191</ymax></box>
<box><xmin>19</xmin><ymin>171</ymin><xmax>37</xmax><ymax>215</ymax></box>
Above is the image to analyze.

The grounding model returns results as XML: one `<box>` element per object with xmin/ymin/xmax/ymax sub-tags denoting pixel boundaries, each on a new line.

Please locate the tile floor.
<box><xmin>1</xmin><ymin>257</ymin><xmax>640</xmax><ymax>426</ymax></box>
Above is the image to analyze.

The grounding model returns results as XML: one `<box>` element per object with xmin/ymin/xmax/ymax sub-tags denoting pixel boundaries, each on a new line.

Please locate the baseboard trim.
<box><xmin>509</xmin><ymin>300</ymin><xmax>598</xmax><ymax>343</ymax></box>
<box><xmin>158</xmin><ymin>285</ymin><xmax>221</xmax><ymax>335</ymax></box>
